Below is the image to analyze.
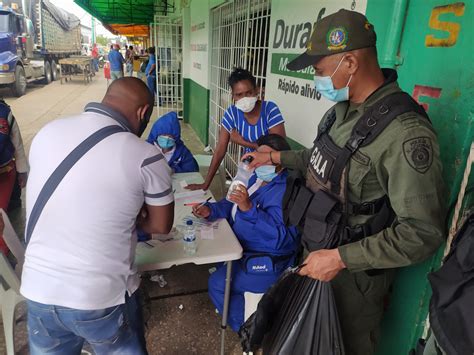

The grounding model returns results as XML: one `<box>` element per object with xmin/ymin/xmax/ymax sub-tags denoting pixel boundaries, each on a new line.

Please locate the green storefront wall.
<box><xmin>184</xmin><ymin>78</ymin><xmax>209</xmax><ymax>144</ymax></box>
<box><xmin>368</xmin><ymin>1</ymin><xmax>473</xmax><ymax>354</ymax></box>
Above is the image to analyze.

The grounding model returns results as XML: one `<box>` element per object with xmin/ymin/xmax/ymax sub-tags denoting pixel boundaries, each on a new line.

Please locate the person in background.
<box><xmin>147</xmin><ymin>111</ymin><xmax>198</xmax><ymax>173</ymax></box>
<box><xmin>21</xmin><ymin>78</ymin><xmax>174</xmax><ymax>355</ymax></box>
<box><xmin>108</xmin><ymin>44</ymin><xmax>125</xmax><ymax>81</ymax></box>
<box><xmin>0</xmin><ymin>99</ymin><xmax>28</xmax><ymax>255</ymax></box>
<box><xmin>186</xmin><ymin>68</ymin><xmax>286</xmax><ymax>191</ymax></box>
<box><xmin>91</xmin><ymin>43</ymin><xmax>99</xmax><ymax>72</ymax></box>
<box><xmin>193</xmin><ymin>134</ymin><xmax>299</xmax><ymax>332</ymax></box>
<box><xmin>145</xmin><ymin>47</ymin><xmax>159</xmax><ymax>105</ymax></box>
<box><xmin>126</xmin><ymin>45</ymin><xmax>135</xmax><ymax>77</ymax></box>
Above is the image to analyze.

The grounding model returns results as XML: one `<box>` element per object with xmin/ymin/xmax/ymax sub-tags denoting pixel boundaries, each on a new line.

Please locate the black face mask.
<box><xmin>137</xmin><ymin>106</ymin><xmax>153</xmax><ymax>137</ymax></box>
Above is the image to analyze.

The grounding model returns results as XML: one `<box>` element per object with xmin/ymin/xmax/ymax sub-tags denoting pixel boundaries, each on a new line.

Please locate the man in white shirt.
<box><xmin>21</xmin><ymin>78</ymin><xmax>174</xmax><ymax>355</ymax></box>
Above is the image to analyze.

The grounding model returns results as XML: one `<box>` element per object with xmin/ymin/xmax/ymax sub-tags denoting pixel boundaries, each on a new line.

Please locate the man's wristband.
<box><xmin>269</xmin><ymin>151</ymin><xmax>275</xmax><ymax>165</ymax></box>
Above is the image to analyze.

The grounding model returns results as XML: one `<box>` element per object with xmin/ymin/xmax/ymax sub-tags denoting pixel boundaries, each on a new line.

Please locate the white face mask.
<box><xmin>235</xmin><ymin>96</ymin><xmax>258</xmax><ymax>113</ymax></box>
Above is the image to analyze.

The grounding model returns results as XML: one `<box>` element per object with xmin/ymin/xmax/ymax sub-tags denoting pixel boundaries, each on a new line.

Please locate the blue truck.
<box><xmin>0</xmin><ymin>0</ymin><xmax>81</xmax><ymax>96</ymax></box>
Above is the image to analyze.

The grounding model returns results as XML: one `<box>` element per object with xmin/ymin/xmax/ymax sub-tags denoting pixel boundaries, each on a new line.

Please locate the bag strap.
<box><xmin>317</xmin><ymin>107</ymin><xmax>337</xmax><ymax>139</ymax></box>
<box><xmin>25</xmin><ymin>125</ymin><xmax>125</xmax><ymax>244</ymax></box>
<box><xmin>329</xmin><ymin>91</ymin><xmax>429</xmax><ymax>194</ymax></box>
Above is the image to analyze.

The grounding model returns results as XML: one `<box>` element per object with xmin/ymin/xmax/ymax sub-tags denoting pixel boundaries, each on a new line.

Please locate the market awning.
<box><xmin>74</xmin><ymin>0</ymin><xmax>176</xmax><ymax>26</ymax></box>
<box><xmin>74</xmin><ymin>0</ymin><xmax>154</xmax><ymax>25</ymax></box>
<box><xmin>104</xmin><ymin>24</ymin><xmax>150</xmax><ymax>37</ymax></box>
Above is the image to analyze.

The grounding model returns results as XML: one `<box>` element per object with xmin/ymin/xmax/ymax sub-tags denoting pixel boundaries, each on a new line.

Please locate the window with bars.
<box><xmin>209</xmin><ymin>0</ymin><xmax>272</xmax><ymax>177</ymax></box>
<box><xmin>152</xmin><ymin>15</ymin><xmax>184</xmax><ymax>119</ymax></box>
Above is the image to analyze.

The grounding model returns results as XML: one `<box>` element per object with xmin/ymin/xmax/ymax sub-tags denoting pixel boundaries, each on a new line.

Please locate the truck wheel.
<box><xmin>43</xmin><ymin>61</ymin><xmax>52</xmax><ymax>84</ymax></box>
<box><xmin>10</xmin><ymin>66</ymin><xmax>27</xmax><ymax>97</ymax></box>
<box><xmin>51</xmin><ymin>60</ymin><xmax>58</xmax><ymax>81</ymax></box>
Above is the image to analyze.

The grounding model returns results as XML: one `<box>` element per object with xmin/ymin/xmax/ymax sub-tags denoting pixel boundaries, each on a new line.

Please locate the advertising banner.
<box><xmin>265</xmin><ymin>0</ymin><xmax>367</xmax><ymax>147</ymax></box>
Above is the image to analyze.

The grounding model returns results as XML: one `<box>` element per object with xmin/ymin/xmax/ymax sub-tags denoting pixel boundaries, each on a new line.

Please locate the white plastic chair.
<box><xmin>0</xmin><ymin>209</ymin><xmax>25</xmax><ymax>277</ymax></box>
<box><xmin>243</xmin><ymin>292</ymin><xmax>264</xmax><ymax>355</ymax></box>
<box><xmin>244</xmin><ymin>292</ymin><xmax>264</xmax><ymax>322</ymax></box>
<box><xmin>194</xmin><ymin>154</ymin><xmax>228</xmax><ymax>195</ymax></box>
<box><xmin>0</xmin><ymin>252</ymin><xmax>24</xmax><ymax>355</ymax></box>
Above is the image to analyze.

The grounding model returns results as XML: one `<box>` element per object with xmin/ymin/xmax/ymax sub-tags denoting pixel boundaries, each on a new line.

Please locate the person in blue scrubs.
<box><xmin>193</xmin><ymin>134</ymin><xmax>299</xmax><ymax>332</ymax></box>
<box><xmin>186</xmin><ymin>68</ymin><xmax>286</xmax><ymax>191</ymax></box>
<box><xmin>147</xmin><ymin>111</ymin><xmax>198</xmax><ymax>173</ymax></box>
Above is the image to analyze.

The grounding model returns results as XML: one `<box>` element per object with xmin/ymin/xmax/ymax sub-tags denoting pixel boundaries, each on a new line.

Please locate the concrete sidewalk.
<box><xmin>0</xmin><ymin>72</ymin><xmax>242</xmax><ymax>354</ymax></box>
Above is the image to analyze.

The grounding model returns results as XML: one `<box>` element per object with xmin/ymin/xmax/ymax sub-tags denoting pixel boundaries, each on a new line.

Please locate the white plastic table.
<box><xmin>134</xmin><ymin>172</ymin><xmax>242</xmax><ymax>355</ymax></box>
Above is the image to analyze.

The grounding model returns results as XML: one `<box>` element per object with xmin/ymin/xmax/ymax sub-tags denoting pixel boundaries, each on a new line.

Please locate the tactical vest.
<box><xmin>283</xmin><ymin>91</ymin><xmax>429</xmax><ymax>252</ymax></box>
<box><xmin>0</xmin><ymin>100</ymin><xmax>15</xmax><ymax>167</ymax></box>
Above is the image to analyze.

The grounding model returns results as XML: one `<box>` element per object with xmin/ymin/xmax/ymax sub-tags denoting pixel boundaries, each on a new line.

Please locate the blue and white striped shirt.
<box><xmin>221</xmin><ymin>101</ymin><xmax>285</xmax><ymax>153</ymax></box>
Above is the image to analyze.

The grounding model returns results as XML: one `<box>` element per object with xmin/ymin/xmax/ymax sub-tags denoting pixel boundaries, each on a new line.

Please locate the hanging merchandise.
<box><xmin>239</xmin><ymin>268</ymin><xmax>345</xmax><ymax>354</ymax></box>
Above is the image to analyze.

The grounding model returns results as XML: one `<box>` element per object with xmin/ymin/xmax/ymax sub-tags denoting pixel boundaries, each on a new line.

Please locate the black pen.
<box><xmin>196</xmin><ymin>196</ymin><xmax>212</xmax><ymax>210</ymax></box>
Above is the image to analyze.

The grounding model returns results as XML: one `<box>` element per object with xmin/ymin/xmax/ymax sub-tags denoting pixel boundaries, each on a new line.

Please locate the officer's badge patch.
<box><xmin>403</xmin><ymin>137</ymin><xmax>433</xmax><ymax>174</ymax></box>
<box><xmin>327</xmin><ymin>27</ymin><xmax>348</xmax><ymax>50</ymax></box>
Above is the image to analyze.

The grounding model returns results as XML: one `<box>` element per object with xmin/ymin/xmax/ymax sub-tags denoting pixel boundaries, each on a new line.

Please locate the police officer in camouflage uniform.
<box><xmin>243</xmin><ymin>9</ymin><xmax>446</xmax><ymax>355</ymax></box>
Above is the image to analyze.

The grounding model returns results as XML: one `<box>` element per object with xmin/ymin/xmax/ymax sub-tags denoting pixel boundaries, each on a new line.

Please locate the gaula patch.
<box><xmin>403</xmin><ymin>136</ymin><xmax>433</xmax><ymax>173</ymax></box>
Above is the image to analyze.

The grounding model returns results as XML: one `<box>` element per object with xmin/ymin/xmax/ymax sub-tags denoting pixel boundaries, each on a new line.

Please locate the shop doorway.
<box><xmin>152</xmin><ymin>15</ymin><xmax>183</xmax><ymax>118</ymax></box>
<box><xmin>209</xmin><ymin>0</ymin><xmax>272</xmax><ymax>176</ymax></box>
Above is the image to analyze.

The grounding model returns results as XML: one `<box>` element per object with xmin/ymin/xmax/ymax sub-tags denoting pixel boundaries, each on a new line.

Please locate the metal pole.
<box><xmin>220</xmin><ymin>260</ymin><xmax>233</xmax><ymax>355</ymax></box>
<box><xmin>91</xmin><ymin>16</ymin><xmax>96</xmax><ymax>45</ymax></box>
<box><xmin>379</xmin><ymin>0</ymin><xmax>409</xmax><ymax>68</ymax></box>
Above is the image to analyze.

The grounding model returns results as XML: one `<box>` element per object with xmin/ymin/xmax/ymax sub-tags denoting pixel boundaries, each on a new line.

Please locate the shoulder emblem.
<box><xmin>403</xmin><ymin>136</ymin><xmax>433</xmax><ymax>173</ymax></box>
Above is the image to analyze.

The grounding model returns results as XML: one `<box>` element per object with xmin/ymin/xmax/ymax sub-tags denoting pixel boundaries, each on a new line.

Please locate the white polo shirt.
<box><xmin>21</xmin><ymin>103</ymin><xmax>173</xmax><ymax>310</ymax></box>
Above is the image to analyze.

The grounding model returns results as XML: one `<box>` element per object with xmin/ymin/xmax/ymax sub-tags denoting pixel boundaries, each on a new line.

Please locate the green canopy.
<box><xmin>74</xmin><ymin>0</ymin><xmax>173</xmax><ymax>25</ymax></box>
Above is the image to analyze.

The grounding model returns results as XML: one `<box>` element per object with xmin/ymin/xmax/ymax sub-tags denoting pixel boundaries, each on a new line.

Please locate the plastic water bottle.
<box><xmin>183</xmin><ymin>220</ymin><xmax>197</xmax><ymax>255</ymax></box>
<box><xmin>226</xmin><ymin>158</ymin><xmax>254</xmax><ymax>201</ymax></box>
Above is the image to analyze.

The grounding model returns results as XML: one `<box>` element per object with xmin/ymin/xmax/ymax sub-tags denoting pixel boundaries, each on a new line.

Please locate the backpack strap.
<box><xmin>329</xmin><ymin>91</ymin><xmax>430</xmax><ymax>194</ymax></box>
<box><xmin>25</xmin><ymin>125</ymin><xmax>125</xmax><ymax>244</ymax></box>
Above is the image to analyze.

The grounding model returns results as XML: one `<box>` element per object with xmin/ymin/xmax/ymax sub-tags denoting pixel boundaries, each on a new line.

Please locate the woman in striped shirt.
<box><xmin>187</xmin><ymin>68</ymin><xmax>286</xmax><ymax>191</ymax></box>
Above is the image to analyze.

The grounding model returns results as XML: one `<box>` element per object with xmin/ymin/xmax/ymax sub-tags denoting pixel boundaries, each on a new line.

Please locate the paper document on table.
<box><xmin>174</xmin><ymin>189</ymin><xmax>206</xmax><ymax>200</ymax></box>
<box><xmin>182</xmin><ymin>215</ymin><xmax>218</xmax><ymax>228</ymax></box>
<box><xmin>200</xmin><ymin>226</ymin><xmax>214</xmax><ymax>240</ymax></box>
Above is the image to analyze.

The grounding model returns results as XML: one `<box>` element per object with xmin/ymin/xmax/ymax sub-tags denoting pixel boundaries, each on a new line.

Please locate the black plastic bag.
<box><xmin>239</xmin><ymin>269</ymin><xmax>345</xmax><ymax>355</ymax></box>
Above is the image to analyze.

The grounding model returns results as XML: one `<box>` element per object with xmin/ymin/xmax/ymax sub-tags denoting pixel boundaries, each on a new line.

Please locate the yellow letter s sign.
<box><xmin>425</xmin><ymin>2</ymin><xmax>465</xmax><ymax>47</ymax></box>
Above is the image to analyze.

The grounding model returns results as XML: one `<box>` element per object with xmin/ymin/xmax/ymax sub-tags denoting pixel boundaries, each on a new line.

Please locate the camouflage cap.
<box><xmin>287</xmin><ymin>9</ymin><xmax>376</xmax><ymax>71</ymax></box>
